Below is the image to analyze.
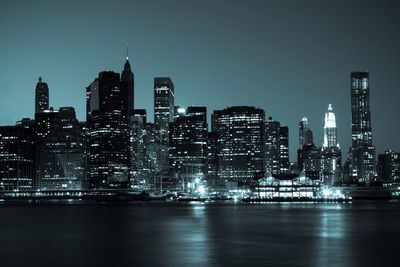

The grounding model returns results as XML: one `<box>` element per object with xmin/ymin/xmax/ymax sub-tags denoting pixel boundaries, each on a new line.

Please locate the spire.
<box><xmin>126</xmin><ymin>42</ymin><xmax>129</xmax><ymax>60</ymax></box>
<box><xmin>39</xmin><ymin>77</ymin><xmax>42</xmax><ymax>83</ymax></box>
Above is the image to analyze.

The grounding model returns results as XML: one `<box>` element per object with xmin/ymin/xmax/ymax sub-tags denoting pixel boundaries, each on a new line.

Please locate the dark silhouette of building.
<box><xmin>212</xmin><ymin>106</ymin><xmax>264</xmax><ymax>184</ymax></box>
<box><xmin>279</xmin><ymin>126</ymin><xmax>289</xmax><ymax>174</ymax></box>
<box><xmin>264</xmin><ymin>117</ymin><xmax>289</xmax><ymax>175</ymax></box>
<box><xmin>0</xmin><ymin>125</ymin><xmax>35</xmax><ymax>191</ymax></box>
<box><xmin>121</xmin><ymin>56</ymin><xmax>134</xmax><ymax>113</ymax></box>
<box><xmin>378</xmin><ymin>150</ymin><xmax>400</xmax><ymax>182</ymax></box>
<box><xmin>37</xmin><ymin>107</ymin><xmax>85</xmax><ymax>190</ymax></box>
<box><xmin>35</xmin><ymin>77</ymin><xmax>49</xmax><ymax>113</ymax></box>
<box><xmin>350</xmin><ymin>72</ymin><xmax>376</xmax><ymax>183</ymax></box>
<box><xmin>298</xmin><ymin>144</ymin><xmax>322</xmax><ymax>180</ymax></box>
<box><xmin>299</xmin><ymin>117</ymin><xmax>313</xmax><ymax>148</ymax></box>
<box><xmin>169</xmin><ymin>106</ymin><xmax>208</xmax><ymax>189</ymax></box>
<box><xmin>206</xmin><ymin>131</ymin><xmax>219</xmax><ymax>188</ymax></box>
<box><xmin>86</xmin><ymin>71</ymin><xmax>130</xmax><ymax>189</ymax></box>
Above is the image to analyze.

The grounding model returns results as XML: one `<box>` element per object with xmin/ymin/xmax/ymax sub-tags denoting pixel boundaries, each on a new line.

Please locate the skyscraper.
<box><xmin>130</xmin><ymin>109</ymin><xmax>148</xmax><ymax>189</ymax></box>
<box><xmin>299</xmin><ymin>117</ymin><xmax>313</xmax><ymax>148</ymax></box>
<box><xmin>264</xmin><ymin>117</ymin><xmax>281</xmax><ymax>175</ymax></box>
<box><xmin>351</xmin><ymin>72</ymin><xmax>376</xmax><ymax>183</ymax></box>
<box><xmin>121</xmin><ymin>56</ymin><xmax>134</xmax><ymax>113</ymax></box>
<box><xmin>86</xmin><ymin>71</ymin><xmax>130</xmax><ymax>189</ymax></box>
<box><xmin>35</xmin><ymin>77</ymin><xmax>49</xmax><ymax>113</ymax></box>
<box><xmin>279</xmin><ymin>126</ymin><xmax>289</xmax><ymax>174</ymax></box>
<box><xmin>212</xmin><ymin>106</ymin><xmax>264</xmax><ymax>183</ymax></box>
<box><xmin>169</xmin><ymin>106</ymin><xmax>208</xmax><ymax>188</ymax></box>
<box><xmin>154</xmin><ymin>77</ymin><xmax>174</xmax><ymax>187</ymax></box>
<box><xmin>377</xmin><ymin>150</ymin><xmax>400</xmax><ymax>182</ymax></box>
<box><xmin>321</xmin><ymin>104</ymin><xmax>341</xmax><ymax>185</ymax></box>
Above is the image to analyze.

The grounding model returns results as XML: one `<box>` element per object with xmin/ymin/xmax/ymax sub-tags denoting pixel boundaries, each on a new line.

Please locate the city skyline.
<box><xmin>1</xmin><ymin>0</ymin><xmax>400</xmax><ymax>161</ymax></box>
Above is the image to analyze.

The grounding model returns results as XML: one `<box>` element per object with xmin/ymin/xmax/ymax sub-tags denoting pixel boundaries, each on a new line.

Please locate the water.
<box><xmin>0</xmin><ymin>200</ymin><xmax>399</xmax><ymax>266</ymax></box>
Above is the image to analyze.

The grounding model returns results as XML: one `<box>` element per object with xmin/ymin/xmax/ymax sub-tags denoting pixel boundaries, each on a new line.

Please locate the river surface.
<box><xmin>0</xmin><ymin>200</ymin><xmax>399</xmax><ymax>266</ymax></box>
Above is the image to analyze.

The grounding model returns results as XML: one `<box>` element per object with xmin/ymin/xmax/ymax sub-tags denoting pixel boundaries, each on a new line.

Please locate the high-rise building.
<box><xmin>169</xmin><ymin>106</ymin><xmax>208</xmax><ymax>188</ymax></box>
<box><xmin>154</xmin><ymin>77</ymin><xmax>174</xmax><ymax>187</ymax></box>
<box><xmin>299</xmin><ymin>117</ymin><xmax>313</xmax><ymax>148</ymax></box>
<box><xmin>86</xmin><ymin>71</ymin><xmax>130</xmax><ymax>189</ymax></box>
<box><xmin>321</xmin><ymin>104</ymin><xmax>341</xmax><ymax>185</ymax></box>
<box><xmin>37</xmin><ymin>107</ymin><xmax>85</xmax><ymax>190</ymax></box>
<box><xmin>35</xmin><ymin>77</ymin><xmax>49</xmax><ymax>113</ymax></box>
<box><xmin>206</xmin><ymin>131</ymin><xmax>219</xmax><ymax>188</ymax></box>
<box><xmin>377</xmin><ymin>150</ymin><xmax>400</xmax><ymax>182</ymax></box>
<box><xmin>121</xmin><ymin>56</ymin><xmax>134</xmax><ymax>113</ymax></box>
<box><xmin>264</xmin><ymin>117</ymin><xmax>281</xmax><ymax>175</ymax></box>
<box><xmin>279</xmin><ymin>126</ymin><xmax>289</xmax><ymax>174</ymax></box>
<box><xmin>351</xmin><ymin>72</ymin><xmax>376</xmax><ymax>183</ymax></box>
<box><xmin>0</xmin><ymin>125</ymin><xmax>35</xmax><ymax>191</ymax></box>
<box><xmin>297</xmin><ymin>144</ymin><xmax>322</xmax><ymax>180</ymax></box>
<box><xmin>130</xmin><ymin>109</ymin><xmax>149</xmax><ymax>189</ymax></box>
<box><xmin>212</xmin><ymin>106</ymin><xmax>264</xmax><ymax>183</ymax></box>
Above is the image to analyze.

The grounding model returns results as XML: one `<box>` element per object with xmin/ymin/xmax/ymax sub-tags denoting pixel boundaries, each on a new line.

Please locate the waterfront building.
<box><xmin>377</xmin><ymin>150</ymin><xmax>400</xmax><ymax>182</ymax></box>
<box><xmin>37</xmin><ymin>107</ymin><xmax>85</xmax><ymax>190</ymax></box>
<box><xmin>206</xmin><ymin>131</ymin><xmax>219</xmax><ymax>188</ymax></box>
<box><xmin>169</xmin><ymin>106</ymin><xmax>208</xmax><ymax>189</ymax></box>
<box><xmin>212</xmin><ymin>106</ymin><xmax>264</xmax><ymax>183</ymax></box>
<box><xmin>350</xmin><ymin>72</ymin><xmax>376</xmax><ymax>183</ymax></box>
<box><xmin>35</xmin><ymin>77</ymin><xmax>49</xmax><ymax>113</ymax></box>
<box><xmin>298</xmin><ymin>144</ymin><xmax>322</xmax><ymax>180</ymax></box>
<box><xmin>0</xmin><ymin>125</ymin><xmax>35</xmax><ymax>191</ymax></box>
<box><xmin>321</xmin><ymin>104</ymin><xmax>341</xmax><ymax>185</ymax></box>
<box><xmin>86</xmin><ymin>70</ymin><xmax>130</xmax><ymax>189</ymax></box>
<box><xmin>264</xmin><ymin>117</ymin><xmax>280</xmax><ymax>175</ymax></box>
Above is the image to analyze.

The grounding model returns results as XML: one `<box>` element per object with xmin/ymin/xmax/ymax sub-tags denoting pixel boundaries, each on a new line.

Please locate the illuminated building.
<box><xmin>37</xmin><ymin>107</ymin><xmax>85</xmax><ymax>190</ymax></box>
<box><xmin>351</xmin><ymin>72</ymin><xmax>376</xmax><ymax>182</ymax></box>
<box><xmin>169</xmin><ymin>106</ymin><xmax>208</xmax><ymax>188</ymax></box>
<box><xmin>378</xmin><ymin>150</ymin><xmax>400</xmax><ymax>182</ymax></box>
<box><xmin>154</xmin><ymin>77</ymin><xmax>174</xmax><ymax>187</ymax></box>
<box><xmin>35</xmin><ymin>77</ymin><xmax>49</xmax><ymax>113</ymax></box>
<box><xmin>35</xmin><ymin>107</ymin><xmax>59</xmax><ymax>144</ymax></box>
<box><xmin>0</xmin><ymin>125</ymin><xmax>35</xmax><ymax>191</ymax></box>
<box><xmin>212</xmin><ymin>106</ymin><xmax>264</xmax><ymax>183</ymax></box>
<box><xmin>299</xmin><ymin>117</ymin><xmax>313</xmax><ymax>148</ymax></box>
<box><xmin>206</xmin><ymin>131</ymin><xmax>219</xmax><ymax>188</ymax></box>
<box><xmin>321</xmin><ymin>104</ymin><xmax>341</xmax><ymax>185</ymax></box>
<box><xmin>264</xmin><ymin>117</ymin><xmax>289</xmax><ymax>175</ymax></box>
<box><xmin>86</xmin><ymin>70</ymin><xmax>130</xmax><ymax>189</ymax></box>
<box><xmin>130</xmin><ymin>109</ymin><xmax>149</xmax><ymax>188</ymax></box>
<box><xmin>298</xmin><ymin>144</ymin><xmax>322</xmax><ymax>180</ymax></box>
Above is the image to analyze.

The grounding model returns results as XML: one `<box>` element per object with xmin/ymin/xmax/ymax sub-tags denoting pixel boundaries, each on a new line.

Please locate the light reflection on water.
<box><xmin>0</xmin><ymin>201</ymin><xmax>399</xmax><ymax>266</ymax></box>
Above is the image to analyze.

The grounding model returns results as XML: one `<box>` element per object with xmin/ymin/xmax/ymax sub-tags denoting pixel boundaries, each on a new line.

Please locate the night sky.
<box><xmin>1</xmin><ymin>0</ymin><xmax>399</xmax><ymax>160</ymax></box>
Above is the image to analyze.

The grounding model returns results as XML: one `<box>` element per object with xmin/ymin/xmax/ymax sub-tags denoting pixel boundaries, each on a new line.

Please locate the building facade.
<box><xmin>35</xmin><ymin>77</ymin><xmax>49</xmax><ymax>113</ymax></box>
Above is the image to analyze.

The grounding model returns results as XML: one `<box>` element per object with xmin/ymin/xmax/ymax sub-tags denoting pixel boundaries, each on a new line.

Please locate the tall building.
<box><xmin>86</xmin><ymin>71</ymin><xmax>130</xmax><ymax>189</ymax></box>
<box><xmin>206</xmin><ymin>131</ymin><xmax>219</xmax><ymax>188</ymax></box>
<box><xmin>121</xmin><ymin>56</ymin><xmax>134</xmax><ymax>113</ymax></box>
<box><xmin>351</xmin><ymin>72</ymin><xmax>376</xmax><ymax>183</ymax></box>
<box><xmin>323</xmin><ymin>104</ymin><xmax>338</xmax><ymax>148</ymax></box>
<box><xmin>298</xmin><ymin>144</ymin><xmax>322</xmax><ymax>180</ymax></box>
<box><xmin>35</xmin><ymin>77</ymin><xmax>49</xmax><ymax>113</ymax></box>
<box><xmin>0</xmin><ymin>125</ymin><xmax>35</xmax><ymax>191</ymax></box>
<box><xmin>264</xmin><ymin>117</ymin><xmax>281</xmax><ymax>175</ymax></box>
<box><xmin>154</xmin><ymin>77</ymin><xmax>174</xmax><ymax>187</ymax></box>
<box><xmin>377</xmin><ymin>150</ymin><xmax>400</xmax><ymax>182</ymax></box>
<box><xmin>130</xmin><ymin>109</ymin><xmax>149</xmax><ymax>189</ymax></box>
<box><xmin>37</xmin><ymin>107</ymin><xmax>85</xmax><ymax>190</ymax></box>
<box><xmin>279</xmin><ymin>126</ymin><xmax>289</xmax><ymax>174</ymax></box>
<box><xmin>169</xmin><ymin>106</ymin><xmax>208</xmax><ymax>188</ymax></box>
<box><xmin>212</xmin><ymin>106</ymin><xmax>264</xmax><ymax>183</ymax></box>
<box><xmin>299</xmin><ymin>117</ymin><xmax>313</xmax><ymax>148</ymax></box>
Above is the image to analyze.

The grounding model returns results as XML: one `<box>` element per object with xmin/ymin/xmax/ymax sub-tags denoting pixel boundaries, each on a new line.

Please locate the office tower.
<box><xmin>169</xmin><ymin>106</ymin><xmax>208</xmax><ymax>188</ymax></box>
<box><xmin>0</xmin><ymin>125</ymin><xmax>35</xmax><ymax>191</ymax></box>
<box><xmin>279</xmin><ymin>126</ymin><xmax>289</xmax><ymax>174</ymax></box>
<box><xmin>130</xmin><ymin>109</ymin><xmax>149</xmax><ymax>189</ymax></box>
<box><xmin>206</xmin><ymin>131</ymin><xmax>219</xmax><ymax>188</ymax></box>
<box><xmin>145</xmin><ymin>122</ymin><xmax>161</xmax><ymax>188</ymax></box>
<box><xmin>321</xmin><ymin>104</ymin><xmax>341</xmax><ymax>185</ymax></box>
<box><xmin>264</xmin><ymin>117</ymin><xmax>281</xmax><ymax>175</ymax></box>
<box><xmin>377</xmin><ymin>150</ymin><xmax>400</xmax><ymax>182</ymax></box>
<box><xmin>351</xmin><ymin>72</ymin><xmax>376</xmax><ymax>182</ymax></box>
<box><xmin>37</xmin><ymin>107</ymin><xmax>85</xmax><ymax>190</ymax></box>
<box><xmin>35</xmin><ymin>77</ymin><xmax>49</xmax><ymax>113</ymax></box>
<box><xmin>299</xmin><ymin>117</ymin><xmax>313</xmax><ymax>148</ymax></box>
<box><xmin>86</xmin><ymin>71</ymin><xmax>130</xmax><ymax>189</ymax></box>
<box><xmin>154</xmin><ymin>77</ymin><xmax>174</xmax><ymax>145</ymax></box>
<box><xmin>121</xmin><ymin>56</ymin><xmax>134</xmax><ymax>113</ymax></box>
<box><xmin>298</xmin><ymin>144</ymin><xmax>322</xmax><ymax>180</ymax></box>
<box><xmin>154</xmin><ymin>77</ymin><xmax>174</xmax><ymax>187</ymax></box>
<box><xmin>212</xmin><ymin>106</ymin><xmax>264</xmax><ymax>183</ymax></box>
<box><xmin>34</xmin><ymin>107</ymin><xmax>59</xmax><ymax>143</ymax></box>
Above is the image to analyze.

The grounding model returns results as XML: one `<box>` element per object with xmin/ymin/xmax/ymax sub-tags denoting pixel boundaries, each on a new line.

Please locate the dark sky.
<box><xmin>1</xmin><ymin>0</ymin><xmax>399</xmax><ymax>160</ymax></box>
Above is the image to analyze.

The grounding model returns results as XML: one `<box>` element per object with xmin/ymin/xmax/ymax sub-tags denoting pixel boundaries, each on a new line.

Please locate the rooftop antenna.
<box><xmin>126</xmin><ymin>43</ymin><xmax>129</xmax><ymax>60</ymax></box>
